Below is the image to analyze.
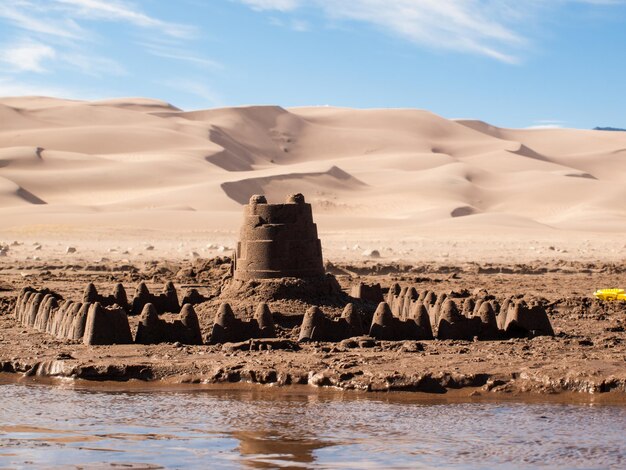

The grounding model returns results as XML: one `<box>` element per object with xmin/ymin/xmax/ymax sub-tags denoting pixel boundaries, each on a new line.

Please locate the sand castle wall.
<box><xmin>15</xmin><ymin>287</ymin><xmax>133</xmax><ymax>345</ymax></box>
<box><xmin>14</xmin><ymin>284</ymin><xmax>202</xmax><ymax>346</ymax></box>
<box><xmin>382</xmin><ymin>285</ymin><xmax>554</xmax><ymax>340</ymax></box>
<box><xmin>13</xmin><ymin>277</ymin><xmax>555</xmax><ymax>348</ymax></box>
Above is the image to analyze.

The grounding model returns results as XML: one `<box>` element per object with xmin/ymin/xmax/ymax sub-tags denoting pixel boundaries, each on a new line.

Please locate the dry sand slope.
<box><xmin>0</xmin><ymin>96</ymin><xmax>625</xmax><ymax>260</ymax></box>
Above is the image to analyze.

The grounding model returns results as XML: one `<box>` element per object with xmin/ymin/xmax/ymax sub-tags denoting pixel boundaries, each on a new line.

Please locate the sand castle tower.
<box><xmin>233</xmin><ymin>193</ymin><xmax>325</xmax><ymax>280</ymax></box>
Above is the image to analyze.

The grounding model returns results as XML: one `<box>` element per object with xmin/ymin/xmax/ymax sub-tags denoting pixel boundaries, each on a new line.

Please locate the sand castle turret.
<box><xmin>233</xmin><ymin>193</ymin><xmax>325</xmax><ymax>280</ymax></box>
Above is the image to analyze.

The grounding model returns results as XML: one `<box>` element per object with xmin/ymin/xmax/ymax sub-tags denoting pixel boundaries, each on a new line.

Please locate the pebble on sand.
<box><xmin>66</xmin><ymin>246</ymin><xmax>77</xmax><ymax>254</ymax></box>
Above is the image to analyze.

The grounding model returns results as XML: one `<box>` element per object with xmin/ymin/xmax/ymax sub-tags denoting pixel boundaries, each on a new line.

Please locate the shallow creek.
<box><xmin>1</xmin><ymin>378</ymin><xmax>625</xmax><ymax>469</ymax></box>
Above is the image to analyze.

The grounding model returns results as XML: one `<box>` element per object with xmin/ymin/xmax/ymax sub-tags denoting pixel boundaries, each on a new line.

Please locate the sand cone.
<box><xmin>37</xmin><ymin>295</ymin><xmax>57</xmax><ymax>332</ymax></box>
<box><xmin>403</xmin><ymin>287</ymin><xmax>418</xmax><ymax>320</ymax></box>
<box><xmin>410</xmin><ymin>301</ymin><xmax>433</xmax><ymax>340</ymax></box>
<box><xmin>131</xmin><ymin>282</ymin><xmax>151</xmax><ymax>315</ymax></box>
<box><xmin>16</xmin><ymin>287</ymin><xmax>32</xmax><ymax>319</ymax></box>
<box><xmin>215</xmin><ymin>303</ymin><xmax>236</xmax><ymax>328</ymax></box>
<box><xmin>210</xmin><ymin>303</ymin><xmax>238</xmax><ymax>344</ymax></box>
<box><xmin>255</xmin><ymin>303</ymin><xmax>275</xmax><ymax>338</ymax></box>
<box><xmin>504</xmin><ymin>300</ymin><xmax>554</xmax><ymax>337</ymax></box>
<box><xmin>462</xmin><ymin>298</ymin><xmax>475</xmax><ymax>317</ymax></box>
<box><xmin>437</xmin><ymin>299</ymin><xmax>479</xmax><ymax>340</ymax></box>
<box><xmin>33</xmin><ymin>294</ymin><xmax>51</xmax><ymax>331</ymax></box>
<box><xmin>163</xmin><ymin>281</ymin><xmax>179</xmax><ymax>312</ymax></box>
<box><xmin>497</xmin><ymin>298</ymin><xmax>512</xmax><ymax>330</ymax></box>
<box><xmin>71</xmin><ymin>303</ymin><xmax>90</xmax><ymax>340</ymax></box>
<box><xmin>472</xmin><ymin>298</ymin><xmax>485</xmax><ymax>317</ymax></box>
<box><xmin>136</xmin><ymin>303</ymin><xmax>161</xmax><ymax>344</ymax></box>
<box><xmin>113</xmin><ymin>283</ymin><xmax>128</xmax><ymax>310</ymax></box>
<box><xmin>477</xmin><ymin>301</ymin><xmax>499</xmax><ymax>339</ymax></box>
<box><xmin>386</xmin><ymin>283</ymin><xmax>401</xmax><ymax>304</ymax></box>
<box><xmin>429</xmin><ymin>293</ymin><xmax>447</xmax><ymax>329</ymax></box>
<box><xmin>26</xmin><ymin>293</ymin><xmax>45</xmax><ymax>328</ymax></box>
<box><xmin>83</xmin><ymin>302</ymin><xmax>132</xmax><ymax>345</ymax></box>
<box><xmin>369</xmin><ymin>302</ymin><xmax>395</xmax><ymax>340</ymax></box>
<box><xmin>423</xmin><ymin>291</ymin><xmax>437</xmax><ymax>307</ymax></box>
<box><xmin>180</xmin><ymin>304</ymin><xmax>203</xmax><ymax>345</ymax></box>
<box><xmin>298</xmin><ymin>306</ymin><xmax>325</xmax><ymax>342</ymax></box>
<box><xmin>83</xmin><ymin>283</ymin><xmax>98</xmax><ymax>303</ymax></box>
<box><xmin>341</xmin><ymin>303</ymin><xmax>364</xmax><ymax>337</ymax></box>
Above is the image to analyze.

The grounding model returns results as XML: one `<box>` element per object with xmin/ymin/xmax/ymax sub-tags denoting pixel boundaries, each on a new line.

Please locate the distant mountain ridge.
<box><xmin>593</xmin><ymin>126</ymin><xmax>626</xmax><ymax>132</ymax></box>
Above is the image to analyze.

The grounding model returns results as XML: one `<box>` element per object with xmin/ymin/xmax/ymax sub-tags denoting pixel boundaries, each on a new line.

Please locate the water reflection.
<box><xmin>0</xmin><ymin>379</ymin><xmax>624</xmax><ymax>469</ymax></box>
<box><xmin>234</xmin><ymin>431</ymin><xmax>331</xmax><ymax>468</ymax></box>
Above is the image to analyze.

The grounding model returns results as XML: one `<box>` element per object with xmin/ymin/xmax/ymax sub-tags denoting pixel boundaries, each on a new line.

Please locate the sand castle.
<box><xmin>12</xmin><ymin>194</ymin><xmax>554</xmax><ymax>348</ymax></box>
<box><xmin>233</xmin><ymin>194</ymin><xmax>325</xmax><ymax>280</ymax></box>
<box><xmin>221</xmin><ymin>193</ymin><xmax>343</xmax><ymax>303</ymax></box>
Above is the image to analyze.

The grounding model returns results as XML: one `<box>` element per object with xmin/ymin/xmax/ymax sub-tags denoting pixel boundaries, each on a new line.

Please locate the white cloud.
<box><xmin>139</xmin><ymin>41</ymin><xmax>223</xmax><ymax>69</ymax></box>
<box><xmin>290</xmin><ymin>19</ymin><xmax>310</xmax><ymax>32</ymax></box>
<box><xmin>237</xmin><ymin>0</ymin><xmax>625</xmax><ymax>63</ymax></box>
<box><xmin>534</xmin><ymin>119</ymin><xmax>565</xmax><ymax>124</ymax></box>
<box><xmin>0</xmin><ymin>0</ymin><xmax>214</xmax><ymax>87</ymax></box>
<box><xmin>0</xmin><ymin>76</ymin><xmax>82</xmax><ymax>98</ymax></box>
<box><xmin>62</xmin><ymin>53</ymin><xmax>127</xmax><ymax>76</ymax></box>
<box><xmin>527</xmin><ymin>119</ymin><xmax>566</xmax><ymax>129</ymax></box>
<box><xmin>0</xmin><ymin>41</ymin><xmax>56</xmax><ymax>73</ymax></box>
<box><xmin>53</xmin><ymin>0</ymin><xmax>197</xmax><ymax>38</ymax></box>
<box><xmin>240</xmin><ymin>0</ymin><xmax>301</xmax><ymax>11</ymax></box>
<box><xmin>161</xmin><ymin>78</ymin><xmax>222</xmax><ymax>108</ymax></box>
<box><xmin>0</xmin><ymin>38</ymin><xmax>126</xmax><ymax>77</ymax></box>
<box><xmin>525</xmin><ymin>124</ymin><xmax>564</xmax><ymax>129</ymax></box>
<box><xmin>0</xmin><ymin>2</ymin><xmax>84</xmax><ymax>39</ymax></box>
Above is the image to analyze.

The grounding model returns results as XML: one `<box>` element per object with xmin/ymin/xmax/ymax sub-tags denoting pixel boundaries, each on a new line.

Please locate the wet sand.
<box><xmin>1</xmin><ymin>257</ymin><xmax>625</xmax><ymax>400</ymax></box>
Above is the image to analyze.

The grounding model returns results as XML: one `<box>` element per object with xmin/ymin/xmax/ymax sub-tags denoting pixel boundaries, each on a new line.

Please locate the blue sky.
<box><xmin>0</xmin><ymin>0</ymin><xmax>624</xmax><ymax>129</ymax></box>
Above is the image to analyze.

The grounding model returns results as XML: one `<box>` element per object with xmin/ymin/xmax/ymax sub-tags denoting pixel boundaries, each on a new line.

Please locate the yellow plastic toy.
<box><xmin>593</xmin><ymin>289</ymin><xmax>626</xmax><ymax>301</ymax></box>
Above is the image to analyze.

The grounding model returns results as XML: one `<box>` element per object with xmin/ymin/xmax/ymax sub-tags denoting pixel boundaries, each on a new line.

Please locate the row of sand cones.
<box><xmin>15</xmin><ymin>286</ymin><xmax>206</xmax><ymax>345</ymax></box>
<box><xmin>15</xmin><ymin>284</ymin><xmax>278</xmax><ymax>345</ymax></box>
<box><xmin>381</xmin><ymin>284</ymin><xmax>554</xmax><ymax>340</ymax></box>
<box><xmin>81</xmin><ymin>281</ymin><xmax>206</xmax><ymax>315</ymax></box>
<box><xmin>14</xmin><ymin>282</ymin><xmax>554</xmax><ymax>347</ymax></box>
<box><xmin>16</xmin><ymin>287</ymin><xmax>134</xmax><ymax>345</ymax></box>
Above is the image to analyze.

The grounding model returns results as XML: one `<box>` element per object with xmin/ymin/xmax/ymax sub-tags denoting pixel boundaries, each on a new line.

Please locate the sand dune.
<box><xmin>0</xmin><ymin>96</ymin><xmax>625</xmax><ymax>252</ymax></box>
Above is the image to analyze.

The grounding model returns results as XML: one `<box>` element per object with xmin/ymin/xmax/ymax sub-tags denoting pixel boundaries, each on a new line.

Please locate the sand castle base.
<box><xmin>220</xmin><ymin>274</ymin><xmax>346</xmax><ymax>306</ymax></box>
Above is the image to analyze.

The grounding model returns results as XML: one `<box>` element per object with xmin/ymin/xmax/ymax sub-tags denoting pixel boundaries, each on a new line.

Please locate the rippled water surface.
<box><xmin>1</xmin><ymin>380</ymin><xmax>625</xmax><ymax>469</ymax></box>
